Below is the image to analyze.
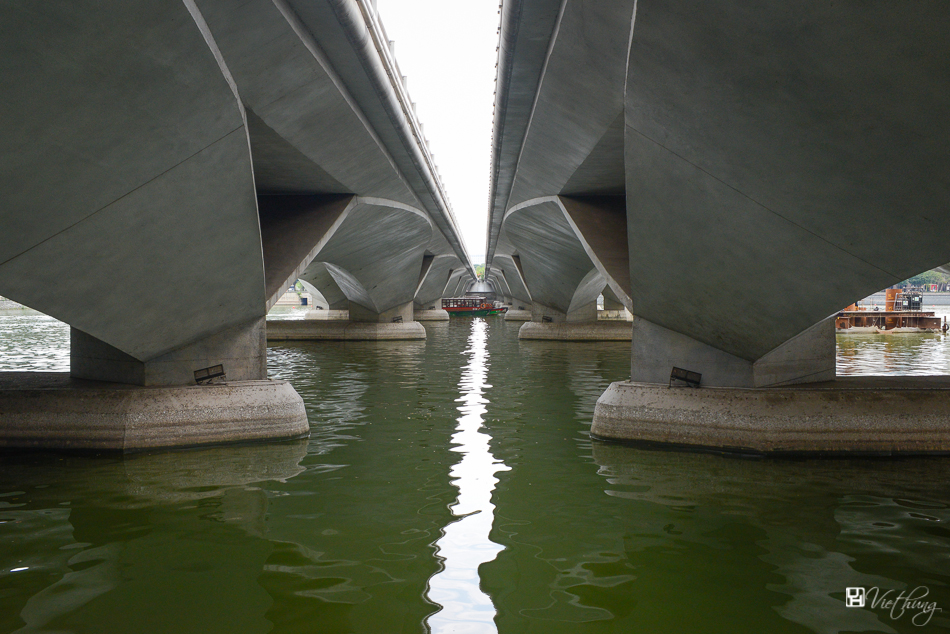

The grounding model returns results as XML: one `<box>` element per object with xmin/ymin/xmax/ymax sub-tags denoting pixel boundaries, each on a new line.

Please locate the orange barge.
<box><xmin>836</xmin><ymin>289</ymin><xmax>946</xmax><ymax>334</ymax></box>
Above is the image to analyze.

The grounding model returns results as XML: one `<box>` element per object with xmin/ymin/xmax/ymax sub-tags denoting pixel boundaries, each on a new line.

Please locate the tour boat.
<box><xmin>442</xmin><ymin>297</ymin><xmax>509</xmax><ymax>317</ymax></box>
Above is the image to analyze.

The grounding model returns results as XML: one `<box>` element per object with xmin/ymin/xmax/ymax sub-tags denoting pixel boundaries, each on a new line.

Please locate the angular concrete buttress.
<box><xmin>0</xmin><ymin>2</ymin><xmax>308</xmax><ymax>450</ymax></box>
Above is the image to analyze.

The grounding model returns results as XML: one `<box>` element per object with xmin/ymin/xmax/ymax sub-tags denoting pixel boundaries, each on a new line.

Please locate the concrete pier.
<box><xmin>504</xmin><ymin>309</ymin><xmax>532</xmax><ymax>321</ymax></box>
<box><xmin>414</xmin><ymin>309</ymin><xmax>450</xmax><ymax>321</ymax></box>
<box><xmin>0</xmin><ymin>373</ymin><xmax>309</xmax><ymax>452</ymax></box>
<box><xmin>303</xmin><ymin>309</ymin><xmax>349</xmax><ymax>320</ymax></box>
<box><xmin>267</xmin><ymin>320</ymin><xmax>426</xmax><ymax>341</ymax></box>
<box><xmin>519</xmin><ymin>321</ymin><xmax>632</xmax><ymax>341</ymax></box>
<box><xmin>592</xmin><ymin>377</ymin><xmax>950</xmax><ymax>456</ymax></box>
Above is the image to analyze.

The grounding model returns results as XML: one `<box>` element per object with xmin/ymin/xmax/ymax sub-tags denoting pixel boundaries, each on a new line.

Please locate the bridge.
<box><xmin>484</xmin><ymin>0</ymin><xmax>950</xmax><ymax>453</ymax></box>
<box><xmin>0</xmin><ymin>0</ymin><xmax>474</xmax><ymax>450</ymax></box>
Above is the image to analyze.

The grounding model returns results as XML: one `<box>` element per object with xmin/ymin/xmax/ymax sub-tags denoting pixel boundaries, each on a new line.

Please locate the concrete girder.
<box><xmin>623</xmin><ymin>0</ymin><xmax>950</xmax><ymax>362</ymax></box>
<box><xmin>259</xmin><ymin>195</ymin><xmax>354</xmax><ymax>310</ymax></box>
<box><xmin>296</xmin><ymin>198</ymin><xmax>433</xmax><ymax>318</ymax></box>
<box><xmin>503</xmin><ymin>198</ymin><xmax>595</xmax><ymax>314</ymax></box>
<box><xmin>451</xmin><ymin>277</ymin><xmax>471</xmax><ymax>298</ymax></box>
<box><xmin>197</xmin><ymin>0</ymin><xmax>475</xmax><ymax>292</ymax></box>
<box><xmin>487</xmin><ymin>271</ymin><xmax>513</xmax><ymax>303</ymax></box>
<box><xmin>297</xmin><ymin>280</ymin><xmax>331</xmax><ymax>310</ymax></box>
<box><xmin>487</xmin><ymin>0</ymin><xmax>638</xmax><ymax>274</ymax></box>
<box><xmin>502</xmin><ymin>197</ymin><xmax>628</xmax><ymax>319</ymax></box>
<box><xmin>0</xmin><ymin>1</ymin><xmax>265</xmax><ymax>364</ymax></box>
<box><xmin>415</xmin><ymin>255</ymin><xmax>464</xmax><ymax>308</ymax></box>
<box><xmin>289</xmin><ymin>0</ymin><xmax>474</xmax><ymax>278</ymax></box>
<box><xmin>504</xmin><ymin>1</ymin><xmax>636</xmax><ymax>210</ymax></box>
<box><xmin>194</xmin><ymin>0</ymin><xmax>416</xmax><ymax>205</ymax></box>
<box><xmin>559</xmin><ymin>195</ymin><xmax>631</xmax><ymax>311</ymax></box>
<box><xmin>488</xmin><ymin>255</ymin><xmax>532</xmax><ymax>305</ymax></box>
<box><xmin>302</xmin><ymin>264</ymin><xmax>351</xmax><ymax>310</ymax></box>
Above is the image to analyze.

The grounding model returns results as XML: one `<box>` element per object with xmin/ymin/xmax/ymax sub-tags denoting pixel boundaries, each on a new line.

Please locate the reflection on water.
<box><xmin>836</xmin><ymin>306</ymin><xmax>950</xmax><ymax>376</ymax></box>
<box><xmin>0</xmin><ymin>315</ymin><xmax>949</xmax><ymax>632</ymax></box>
<box><xmin>0</xmin><ymin>442</ymin><xmax>308</xmax><ymax>633</ymax></box>
<box><xmin>590</xmin><ymin>443</ymin><xmax>950</xmax><ymax>633</ymax></box>
<box><xmin>426</xmin><ymin>319</ymin><xmax>508</xmax><ymax>633</ymax></box>
<box><xmin>837</xmin><ymin>332</ymin><xmax>950</xmax><ymax>375</ymax></box>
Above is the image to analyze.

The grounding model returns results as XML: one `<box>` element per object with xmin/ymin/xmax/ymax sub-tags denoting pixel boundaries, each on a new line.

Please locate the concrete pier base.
<box><xmin>304</xmin><ymin>309</ymin><xmax>349</xmax><ymax>320</ymax></box>
<box><xmin>414</xmin><ymin>309</ymin><xmax>450</xmax><ymax>321</ymax></box>
<box><xmin>504</xmin><ymin>309</ymin><xmax>532</xmax><ymax>321</ymax></box>
<box><xmin>591</xmin><ymin>377</ymin><xmax>950</xmax><ymax>455</ymax></box>
<box><xmin>0</xmin><ymin>373</ymin><xmax>309</xmax><ymax>452</ymax></box>
<box><xmin>519</xmin><ymin>321</ymin><xmax>632</xmax><ymax>341</ymax></box>
<box><xmin>267</xmin><ymin>319</ymin><xmax>426</xmax><ymax>341</ymax></box>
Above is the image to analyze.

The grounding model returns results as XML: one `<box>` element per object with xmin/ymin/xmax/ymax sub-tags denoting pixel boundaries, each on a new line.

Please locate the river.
<box><xmin>0</xmin><ymin>313</ymin><xmax>948</xmax><ymax>632</ymax></box>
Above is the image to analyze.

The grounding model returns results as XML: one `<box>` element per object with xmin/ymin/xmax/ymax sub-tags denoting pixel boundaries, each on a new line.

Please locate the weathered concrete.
<box><xmin>630</xmin><ymin>316</ymin><xmax>835</xmax><ymax>388</ymax></box>
<box><xmin>504</xmin><ymin>309</ymin><xmax>533</xmax><ymax>321</ymax></box>
<box><xmin>414</xmin><ymin>309</ymin><xmax>450</xmax><ymax>321</ymax></box>
<box><xmin>266</xmin><ymin>319</ymin><xmax>426</xmax><ymax>341</ymax></box>
<box><xmin>519</xmin><ymin>321</ymin><xmax>632</xmax><ymax>341</ymax></box>
<box><xmin>0</xmin><ymin>2</ymin><xmax>479</xmax><ymax>450</ymax></box>
<box><xmin>0</xmin><ymin>373</ymin><xmax>308</xmax><ymax>452</ymax></box>
<box><xmin>71</xmin><ymin>318</ymin><xmax>267</xmax><ymax>387</ymax></box>
<box><xmin>303</xmin><ymin>309</ymin><xmax>349</xmax><ymax>320</ymax></box>
<box><xmin>599</xmin><ymin>309</ymin><xmax>632</xmax><ymax>321</ymax></box>
<box><xmin>592</xmin><ymin>377</ymin><xmax>950</xmax><ymax>456</ymax></box>
<box><xmin>484</xmin><ymin>0</ymin><xmax>950</xmax><ymax>453</ymax></box>
<box><xmin>348</xmin><ymin>300</ymin><xmax>414</xmax><ymax>324</ymax></box>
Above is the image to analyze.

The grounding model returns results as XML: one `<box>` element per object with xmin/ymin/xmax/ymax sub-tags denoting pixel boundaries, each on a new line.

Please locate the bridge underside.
<box><xmin>487</xmin><ymin>0</ymin><xmax>950</xmax><ymax>451</ymax></box>
<box><xmin>0</xmin><ymin>1</ymin><xmax>473</xmax><ymax>449</ymax></box>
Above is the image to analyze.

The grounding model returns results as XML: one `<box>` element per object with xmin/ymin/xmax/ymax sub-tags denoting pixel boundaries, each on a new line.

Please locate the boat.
<box><xmin>836</xmin><ymin>288</ymin><xmax>947</xmax><ymax>334</ymax></box>
<box><xmin>442</xmin><ymin>297</ymin><xmax>509</xmax><ymax>317</ymax></box>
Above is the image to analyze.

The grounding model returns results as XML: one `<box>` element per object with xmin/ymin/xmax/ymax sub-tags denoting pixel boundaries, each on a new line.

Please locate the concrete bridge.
<box><xmin>0</xmin><ymin>0</ymin><xmax>474</xmax><ymax>450</ymax></box>
<box><xmin>485</xmin><ymin>0</ymin><xmax>950</xmax><ymax>453</ymax></box>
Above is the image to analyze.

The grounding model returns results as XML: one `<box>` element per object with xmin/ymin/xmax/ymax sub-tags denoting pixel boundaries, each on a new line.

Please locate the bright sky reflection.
<box><xmin>426</xmin><ymin>319</ymin><xmax>508</xmax><ymax>633</ymax></box>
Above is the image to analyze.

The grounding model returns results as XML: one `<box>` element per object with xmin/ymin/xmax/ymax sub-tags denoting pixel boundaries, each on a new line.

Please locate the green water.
<box><xmin>1</xmin><ymin>317</ymin><xmax>949</xmax><ymax>632</ymax></box>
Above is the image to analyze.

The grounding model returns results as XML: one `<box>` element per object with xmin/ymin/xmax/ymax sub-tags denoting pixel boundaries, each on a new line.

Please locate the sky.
<box><xmin>375</xmin><ymin>0</ymin><xmax>499</xmax><ymax>265</ymax></box>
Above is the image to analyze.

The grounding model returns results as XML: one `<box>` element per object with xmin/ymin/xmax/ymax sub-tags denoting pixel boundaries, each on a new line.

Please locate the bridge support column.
<box><xmin>627</xmin><ymin>316</ymin><xmax>835</xmax><ymax>388</ymax></box>
<box><xmin>590</xmin><ymin>316</ymin><xmax>950</xmax><ymax>455</ymax></box>
<box><xmin>599</xmin><ymin>289</ymin><xmax>633</xmax><ymax>322</ymax></box>
<box><xmin>504</xmin><ymin>302</ymin><xmax>533</xmax><ymax>321</ymax></box>
<box><xmin>413</xmin><ymin>310</ymin><xmax>450</xmax><ymax>321</ymax></box>
<box><xmin>0</xmin><ymin>318</ymin><xmax>309</xmax><ymax>452</ymax></box>
<box><xmin>413</xmin><ymin>302</ymin><xmax>449</xmax><ymax>321</ymax></box>
<box><xmin>267</xmin><ymin>301</ymin><xmax>426</xmax><ymax>341</ymax></box>
<box><xmin>518</xmin><ymin>302</ymin><xmax>632</xmax><ymax>341</ymax></box>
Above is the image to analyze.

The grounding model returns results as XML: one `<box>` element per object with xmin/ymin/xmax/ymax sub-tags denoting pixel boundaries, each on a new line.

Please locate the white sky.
<box><xmin>375</xmin><ymin>0</ymin><xmax>499</xmax><ymax>265</ymax></box>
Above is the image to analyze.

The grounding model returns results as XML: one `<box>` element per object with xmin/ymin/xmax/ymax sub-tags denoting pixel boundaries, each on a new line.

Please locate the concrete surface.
<box><xmin>519</xmin><ymin>321</ymin><xmax>632</xmax><ymax>341</ymax></box>
<box><xmin>486</xmin><ymin>0</ymin><xmax>950</xmax><ymax>399</ymax></box>
<box><xmin>504</xmin><ymin>309</ymin><xmax>533</xmax><ymax>321</ymax></box>
<box><xmin>0</xmin><ymin>1</ymin><xmax>482</xmax><ymax>450</ymax></box>
<box><xmin>297</xmin><ymin>199</ymin><xmax>434</xmax><ymax>319</ymax></box>
<box><xmin>0</xmin><ymin>1</ymin><xmax>266</xmax><ymax>363</ymax></box>
<box><xmin>0</xmin><ymin>373</ymin><xmax>309</xmax><ymax>452</ymax></box>
<box><xmin>621</xmin><ymin>0</ymin><xmax>950</xmax><ymax>362</ymax></box>
<box><xmin>629</xmin><ymin>316</ymin><xmax>835</xmax><ymax>388</ymax></box>
<box><xmin>304</xmin><ymin>309</ymin><xmax>349</xmax><ymax>320</ymax></box>
<box><xmin>592</xmin><ymin>377</ymin><xmax>950</xmax><ymax>455</ymax></box>
<box><xmin>266</xmin><ymin>319</ymin><xmax>426</xmax><ymax>341</ymax></box>
<box><xmin>71</xmin><ymin>318</ymin><xmax>267</xmax><ymax>387</ymax></box>
<box><xmin>414</xmin><ymin>309</ymin><xmax>450</xmax><ymax>321</ymax></box>
<box><xmin>0</xmin><ymin>2</ymin><xmax>474</xmax><ymax>375</ymax></box>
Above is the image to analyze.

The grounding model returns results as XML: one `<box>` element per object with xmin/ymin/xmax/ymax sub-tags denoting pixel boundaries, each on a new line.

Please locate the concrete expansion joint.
<box><xmin>591</xmin><ymin>379</ymin><xmax>950</xmax><ymax>456</ymax></box>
